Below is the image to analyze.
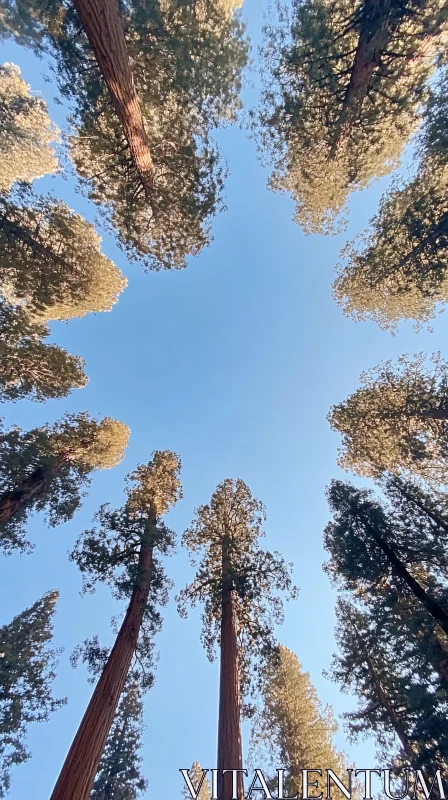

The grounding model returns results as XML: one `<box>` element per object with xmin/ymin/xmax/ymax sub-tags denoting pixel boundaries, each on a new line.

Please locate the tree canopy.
<box><xmin>258</xmin><ymin>0</ymin><xmax>446</xmax><ymax>233</ymax></box>
<box><xmin>0</xmin><ymin>412</ymin><xmax>129</xmax><ymax>555</ymax></box>
<box><xmin>181</xmin><ymin>762</ymin><xmax>211</xmax><ymax>800</ymax></box>
<box><xmin>0</xmin><ymin>591</ymin><xmax>65</xmax><ymax>797</ymax></box>
<box><xmin>0</xmin><ymin>0</ymin><xmax>249</xmax><ymax>269</ymax></box>
<box><xmin>0</xmin><ymin>61</ymin><xmax>58</xmax><ymax>192</ymax></box>
<box><xmin>334</xmin><ymin>67</ymin><xmax>448</xmax><ymax>328</ymax></box>
<box><xmin>328</xmin><ymin>352</ymin><xmax>448</xmax><ymax>484</ymax></box>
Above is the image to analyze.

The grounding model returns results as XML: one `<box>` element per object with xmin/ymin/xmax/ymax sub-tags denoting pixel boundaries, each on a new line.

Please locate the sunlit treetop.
<box><xmin>0</xmin><ymin>62</ymin><xmax>59</xmax><ymax>192</ymax></box>
<box><xmin>258</xmin><ymin>0</ymin><xmax>447</xmax><ymax>234</ymax></box>
<box><xmin>328</xmin><ymin>352</ymin><xmax>448</xmax><ymax>484</ymax></box>
<box><xmin>0</xmin><ymin>186</ymin><xmax>127</xmax><ymax>321</ymax></box>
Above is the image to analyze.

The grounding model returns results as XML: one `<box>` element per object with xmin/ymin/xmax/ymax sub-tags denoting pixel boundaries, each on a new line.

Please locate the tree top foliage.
<box><xmin>0</xmin><ymin>61</ymin><xmax>59</xmax><ymax>192</ymax></box>
<box><xmin>181</xmin><ymin>762</ymin><xmax>211</xmax><ymax>800</ymax></box>
<box><xmin>0</xmin><ymin>185</ymin><xmax>127</xmax><ymax>322</ymax></box>
<box><xmin>0</xmin><ymin>590</ymin><xmax>66</xmax><ymax>798</ymax></box>
<box><xmin>328</xmin><ymin>352</ymin><xmax>448</xmax><ymax>484</ymax></box>
<box><xmin>0</xmin><ymin>412</ymin><xmax>129</xmax><ymax>554</ymax></box>
<box><xmin>258</xmin><ymin>0</ymin><xmax>447</xmax><ymax>234</ymax></box>
<box><xmin>178</xmin><ymin>478</ymin><xmax>297</xmax><ymax>701</ymax></box>
<box><xmin>0</xmin><ymin>0</ymin><xmax>249</xmax><ymax>269</ymax></box>
<box><xmin>250</xmin><ymin>645</ymin><xmax>350</xmax><ymax>799</ymax></box>
<box><xmin>334</xmin><ymin>68</ymin><xmax>448</xmax><ymax>329</ymax></box>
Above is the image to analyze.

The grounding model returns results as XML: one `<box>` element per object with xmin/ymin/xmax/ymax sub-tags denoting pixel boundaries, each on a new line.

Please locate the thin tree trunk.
<box><xmin>50</xmin><ymin>529</ymin><xmax>154</xmax><ymax>800</ymax></box>
<box><xmin>388</xmin><ymin>476</ymin><xmax>448</xmax><ymax>535</ymax></box>
<box><xmin>362</xmin><ymin>515</ymin><xmax>448</xmax><ymax>636</ymax></box>
<box><xmin>217</xmin><ymin>540</ymin><xmax>244</xmax><ymax>800</ymax></box>
<box><xmin>395</xmin><ymin>213</ymin><xmax>448</xmax><ymax>273</ymax></box>
<box><xmin>0</xmin><ymin>216</ymin><xmax>70</xmax><ymax>269</ymax></box>
<box><xmin>352</xmin><ymin>622</ymin><xmax>416</xmax><ymax>763</ymax></box>
<box><xmin>72</xmin><ymin>0</ymin><xmax>156</xmax><ymax>212</ymax></box>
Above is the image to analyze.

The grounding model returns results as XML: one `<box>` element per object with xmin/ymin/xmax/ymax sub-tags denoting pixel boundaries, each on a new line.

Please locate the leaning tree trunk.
<box><xmin>217</xmin><ymin>540</ymin><xmax>244</xmax><ymax>800</ymax></box>
<box><xmin>353</xmin><ymin>623</ymin><xmax>416</xmax><ymax>764</ymax></box>
<box><xmin>50</xmin><ymin>530</ymin><xmax>154</xmax><ymax>800</ymax></box>
<box><xmin>362</xmin><ymin>515</ymin><xmax>448</xmax><ymax>636</ymax></box>
<box><xmin>72</xmin><ymin>0</ymin><xmax>156</xmax><ymax>209</ymax></box>
<box><xmin>0</xmin><ymin>451</ymin><xmax>73</xmax><ymax>525</ymax></box>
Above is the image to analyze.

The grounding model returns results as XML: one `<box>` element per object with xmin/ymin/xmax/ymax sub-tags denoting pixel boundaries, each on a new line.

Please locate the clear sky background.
<box><xmin>1</xmin><ymin>2</ymin><xmax>447</xmax><ymax>798</ymax></box>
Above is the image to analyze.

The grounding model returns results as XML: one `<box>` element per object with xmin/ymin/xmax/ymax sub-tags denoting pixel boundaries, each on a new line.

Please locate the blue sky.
<box><xmin>1</xmin><ymin>1</ymin><xmax>447</xmax><ymax>797</ymax></box>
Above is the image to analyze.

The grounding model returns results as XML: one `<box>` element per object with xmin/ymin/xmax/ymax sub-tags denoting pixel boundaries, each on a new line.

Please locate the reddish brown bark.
<box><xmin>0</xmin><ymin>451</ymin><xmax>75</xmax><ymax>526</ymax></box>
<box><xmin>217</xmin><ymin>541</ymin><xmax>244</xmax><ymax>800</ymax></box>
<box><xmin>72</xmin><ymin>0</ymin><xmax>156</xmax><ymax>211</ymax></box>
<box><xmin>50</xmin><ymin>532</ymin><xmax>154</xmax><ymax>800</ymax></box>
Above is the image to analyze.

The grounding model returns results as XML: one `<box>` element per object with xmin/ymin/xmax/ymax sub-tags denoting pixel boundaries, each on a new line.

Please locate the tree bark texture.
<box><xmin>72</xmin><ymin>0</ymin><xmax>156</xmax><ymax>208</ymax></box>
<box><xmin>217</xmin><ymin>540</ymin><xmax>244</xmax><ymax>800</ymax></box>
<box><xmin>50</xmin><ymin>534</ymin><xmax>154</xmax><ymax>800</ymax></box>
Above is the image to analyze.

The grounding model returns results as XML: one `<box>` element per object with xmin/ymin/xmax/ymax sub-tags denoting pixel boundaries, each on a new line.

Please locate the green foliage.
<box><xmin>328</xmin><ymin>353</ymin><xmax>448</xmax><ymax>483</ymax></box>
<box><xmin>0</xmin><ymin>185</ymin><xmax>126</xmax><ymax>321</ymax></box>
<box><xmin>90</xmin><ymin>679</ymin><xmax>148</xmax><ymax>800</ymax></box>
<box><xmin>0</xmin><ymin>301</ymin><xmax>88</xmax><ymax>402</ymax></box>
<box><xmin>177</xmin><ymin>478</ymin><xmax>297</xmax><ymax>703</ymax></box>
<box><xmin>0</xmin><ymin>61</ymin><xmax>58</xmax><ymax>192</ymax></box>
<box><xmin>181</xmin><ymin>762</ymin><xmax>211</xmax><ymax>800</ymax></box>
<box><xmin>334</xmin><ymin>69</ymin><xmax>448</xmax><ymax>328</ymax></box>
<box><xmin>258</xmin><ymin>0</ymin><xmax>446</xmax><ymax>233</ymax></box>
<box><xmin>0</xmin><ymin>0</ymin><xmax>249</xmax><ymax>269</ymax></box>
<box><xmin>0</xmin><ymin>591</ymin><xmax>65</xmax><ymax>797</ymax></box>
<box><xmin>0</xmin><ymin>412</ymin><xmax>129</xmax><ymax>555</ymax></box>
<box><xmin>249</xmin><ymin>645</ymin><xmax>350</xmax><ymax>799</ymax></box>
<box><xmin>70</xmin><ymin>451</ymin><xmax>182</xmax><ymax>687</ymax></box>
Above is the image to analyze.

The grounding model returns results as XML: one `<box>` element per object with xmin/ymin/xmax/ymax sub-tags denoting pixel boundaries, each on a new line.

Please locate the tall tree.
<box><xmin>0</xmin><ymin>412</ymin><xmax>129</xmax><ymax>555</ymax></box>
<box><xmin>0</xmin><ymin>0</ymin><xmax>249</xmax><ymax>269</ymax></box>
<box><xmin>0</xmin><ymin>301</ymin><xmax>88</xmax><ymax>402</ymax></box>
<box><xmin>0</xmin><ymin>185</ymin><xmax>126</xmax><ymax>321</ymax></box>
<box><xmin>334</xmin><ymin>68</ymin><xmax>448</xmax><ymax>329</ymax></box>
<box><xmin>178</xmin><ymin>478</ymin><xmax>297</xmax><ymax>800</ymax></box>
<box><xmin>51</xmin><ymin>450</ymin><xmax>182</xmax><ymax>800</ymax></box>
<box><xmin>90</xmin><ymin>678</ymin><xmax>148</xmax><ymax>800</ymax></box>
<box><xmin>0</xmin><ymin>591</ymin><xmax>66</xmax><ymax>797</ymax></box>
<box><xmin>328</xmin><ymin>352</ymin><xmax>448</xmax><ymax>484</ymax></box>
<box><xmin>328</xmin><ymin>598</ymin><xmax>448</xmax><ymax>769</ymax></box>
<box><xmin>181</xmin><ymin>761</ymin><xmax>212</xmax><ymax>800</ymax></box>
<box><xmin>249</xmin><ymin>644</ymin><xmax>351</xmax><ymax>799</ymax></box>
<box><xmin>258</xmin><ymin>0</ymin><xmax>446</xmax><ymax>233</ymax></box>
<box><xmin>0</xmin><ymin>61</ymin><xmax>58</xmax><ymax>192</ymax></box>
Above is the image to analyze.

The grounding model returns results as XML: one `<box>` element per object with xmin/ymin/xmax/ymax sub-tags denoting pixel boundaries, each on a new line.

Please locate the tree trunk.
<box><xmin>0</xmin><ymin>465</ymin><xmax>49</xmax><ymax>525</ymax></box>
<box><xmin>395</xmin><ymin>213</ymin><xmax>448</xmax><ymax>272</ymax></box>
<box><xmin>72</xmin><ymin>0</ymin><xmax>156</xmax><ymax>211</ymax></box>
<box><xmin>50</xmin><ymin>531</ymin><xmax>154</xmax><ymax>800</ymax></box>
<box><xmin>388</xmin><ymin>476</ymin><xmax>448</xmax><ymax>535</ymax></box>
<box><xmin>353</xmin><ymin>623</ymin><xmax>416</xmax><ymax>763</ymax></box>
<box><xmin>331</xmin><ymin>0</ymin><xmax>395</xmax><ymax>153</ymax></box>
<box><xmin>0</xmin><ymin>215</ymin><xmax>70</xmax><ymax>269</ymax></box>
<box><xmin>362</xmin><ymin>516</ymin><xmax>448</xmax><ymax>636</ymax></box>
<box><xmin>217</xmin><ymin>540</ymin><xmax>244</xmax><ymax>800</ymax></box>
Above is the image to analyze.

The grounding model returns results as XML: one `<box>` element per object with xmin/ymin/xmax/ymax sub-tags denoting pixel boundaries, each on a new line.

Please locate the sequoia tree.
<box><xmin>51</xmin><ymin>450</ymin><xmax>182</xmax><ymax>800</ymax></box>
<box><xmin>0</xmin><ymin>61</ymin><xmax>58</xmax><ymax>192</ymax></box>
<box><xmin>181</xmin><ymin>762</ymin><xmax>212</xmax><ymax>800</ymax></box>
<box><xmin>258</xmin><ymin>0</ymin><xmax>446</xmax><ymax>233</ymax></box>
<box><xmin>334</xmin><ymin>67</ymin><xmax>448</xmax><ymax>329</ymax></box>
<box><xmin>328</xmin><ymin>353</ymin><xmax>448</xmax><ymax>484</ymax></box>
<box><xmin>0</xmin><ymin>591</ymin><xmax>65</xmax><ymax>797</ymax></box>
<box><xmin>178</xmin><ymin>478</ymin><xmax>297</xmax><ymax>800</ymax></box>
<box><xmin>0</xmin><ymin>412</ymin><xmax>129</xmax><ymax>555</ymax></box>
<box><xmin>0</xmin><ymin>0</ymin><xmax>249</xmax><ymax>269</ymax></box>
<box><xmin>249</xmin><ymin>645</ymin><xmax>350</xmax><ymax>799</ymax></box>
<box><xmin>90</xmin><ymin>679</ymin><xmax>148</xmax><ymax>800</ymax></box>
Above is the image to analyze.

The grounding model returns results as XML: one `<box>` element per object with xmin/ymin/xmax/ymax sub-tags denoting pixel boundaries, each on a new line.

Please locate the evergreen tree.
<box><xmin>249</xmin><ymin>645</ymin><xmax>351</xmax><ymax>800</ymax></box>
<box><xmin>328</xmin><ymin>598</ymin><xmax>448</xmax><ymax>769</ymax></box>
<box><xmin>328</xmin><ymin>352</ymin><xmax>448</xmax><ymax>484</ymax></box>
<box><xmin>181</xmin><ymin>761</ymin><xmax>211</xmax><ymax>800</ymax></box>
<box><xmin>324</xmin><ymin>479</ymin><xmax>448</xmax><ymax>635</ymax></box>
<box><xmin>0</xmin><ymin>591</ymin><xmax>65</xmax><ymax>797</ymax></box>
<box><xmin>0</xmin><ymin>412</ymin><xmax>129</xmax><ymax>555</ymax></box>
<box><xmin>51</xmin><ymin>451</ymin><xmax>182</xmax><ymax>800</ymax></box>
<box><xmin>0</xmin><ymin>0</ymin><xmax>249</xmax><ymax>269</ymax></box>
<box><xmin>0</xmin><ymin>61</ymin><xmax>58</xmax><ymax>192</ymax></box>
<box><xmin>178</xmin><ymin>478</ymin><xmax>297</xmax><ymax>800</ymax></box>
<box><xmin>258</xmin><ymin>0</ymin><xmax>446</xmax><ymax>233</ymax></box>
<box><xmin>334</xmin><ymin>67</ymin><xmax>448</xmax><ymax>329</ymax></box>
<box><xmin>90</xmin><ymin>679</ymin><xmax>148</xmax><ymax>800</ymax></box>
<box><xmin>0</xmin><ymin>301</ymin><xmax>88</xmax><ymax>402</ymax></box>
